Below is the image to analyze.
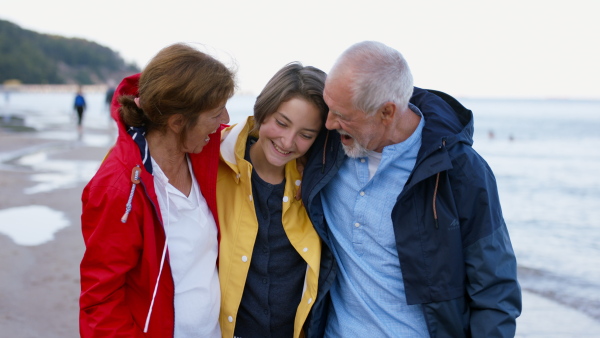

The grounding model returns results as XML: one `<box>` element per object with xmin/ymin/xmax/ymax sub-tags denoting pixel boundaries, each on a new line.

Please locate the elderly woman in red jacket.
<box><xmin>79</xmin><ymin>43</ymin><xmax>235</xmax><ymax>337</ymax></box>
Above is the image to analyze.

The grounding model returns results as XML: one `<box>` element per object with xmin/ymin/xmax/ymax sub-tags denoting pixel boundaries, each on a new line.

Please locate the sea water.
<box><xmin>463</xmin><ymin>98</ymin><xmax>600</xmax><ymax>319</ymax></box>
<box><xmin>1</xmin><ymin>91</ymin><xmax>599</xmax><ymax>318</ymax></box>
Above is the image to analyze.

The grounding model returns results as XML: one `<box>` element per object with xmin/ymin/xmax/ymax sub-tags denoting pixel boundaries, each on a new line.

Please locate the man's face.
<box><xmin>323</xmin><ymin>79</ymin><xmax>382</xmax><ymax>158</ymax></box>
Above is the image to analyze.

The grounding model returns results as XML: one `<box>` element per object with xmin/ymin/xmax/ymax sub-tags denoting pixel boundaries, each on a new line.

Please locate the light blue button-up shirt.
<box><xmin>322</xmin><ymin>104</ymin><xmax>429</xmax><ymax>337</ymax></box>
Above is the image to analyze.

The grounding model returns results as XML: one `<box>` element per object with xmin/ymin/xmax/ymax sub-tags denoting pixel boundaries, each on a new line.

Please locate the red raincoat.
<box><xmin>79</xmin><ymin>74</ymin><xmax>222</xmax><ymax>337</ymax></box>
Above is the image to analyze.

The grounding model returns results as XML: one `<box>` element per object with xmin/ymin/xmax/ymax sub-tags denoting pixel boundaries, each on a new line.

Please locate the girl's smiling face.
<box><xmin>254</xmin><ymin>97</ymin><xmax>322</xmax><ymax>168</ymax></box>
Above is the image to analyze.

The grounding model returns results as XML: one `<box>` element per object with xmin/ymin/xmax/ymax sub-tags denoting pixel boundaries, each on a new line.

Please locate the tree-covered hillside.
<box><xmin>0</xmin><ymin>19</ymin><xmax>139</xmax><ymax>85</ymax></box>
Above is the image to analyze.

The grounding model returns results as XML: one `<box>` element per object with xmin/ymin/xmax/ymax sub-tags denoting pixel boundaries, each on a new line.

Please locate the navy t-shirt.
<box><xmin>234</xmin><ymin>137</ymin><xmax>306</xmax><ymax>338</ymax></box>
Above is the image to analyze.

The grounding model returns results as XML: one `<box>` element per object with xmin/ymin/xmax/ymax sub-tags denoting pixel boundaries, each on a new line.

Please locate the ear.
<box><xmin>380</xmin><ymin>102</ymin><xmax>396</xmax><ymax>124</ymax></box>
<box><xmin>167</xmin><ymin>114</ymin><xmax>185</xmax><ymax>134</ymax></box>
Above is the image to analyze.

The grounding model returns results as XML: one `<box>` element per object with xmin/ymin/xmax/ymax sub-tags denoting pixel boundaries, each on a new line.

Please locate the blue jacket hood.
<box><xmin>411</xmin><ymin>87</ymin><xmax>474</xmax><ymax>162</ymax></box>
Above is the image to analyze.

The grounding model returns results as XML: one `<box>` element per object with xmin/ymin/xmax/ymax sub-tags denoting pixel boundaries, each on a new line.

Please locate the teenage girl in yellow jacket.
<box><xmin>217</xmin><ymin>62</ymin><xmax>328</xmax><ymax>338</ymax></box>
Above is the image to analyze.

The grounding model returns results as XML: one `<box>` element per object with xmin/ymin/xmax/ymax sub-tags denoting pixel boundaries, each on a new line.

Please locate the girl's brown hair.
<box><xmin>252</xmin><ymin>62</ymin><xmax>328</xmax><ymax>132</ymax></box>
<box><xmin>119</xmin><ymin>43</ymin><xmax>235</xmax><ymax>144</ymax></box>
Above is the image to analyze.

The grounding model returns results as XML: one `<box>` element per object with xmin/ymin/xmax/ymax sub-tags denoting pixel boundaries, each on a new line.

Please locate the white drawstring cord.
<box><xmin>144</xmin><ymin>181</ymin><xmax>171</xmax><ymax>332</ymax></box>
<box><xmin>143</xmin><ymin>235</ymin><xmax>168</xmax><ymax>332</ymax></box>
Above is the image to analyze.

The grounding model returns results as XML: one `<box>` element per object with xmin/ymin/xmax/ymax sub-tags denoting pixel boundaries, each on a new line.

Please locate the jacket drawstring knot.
<box><xmin>121</xmin><ymin>166</ymin><xmax>141</xmax><ymax>223</ymax></box>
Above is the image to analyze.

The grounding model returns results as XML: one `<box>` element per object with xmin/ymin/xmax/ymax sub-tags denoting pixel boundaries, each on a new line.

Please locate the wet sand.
<box><xmin>0</xmin><ymin>129</ymin><xmax>112</xmax><ymax>337</ymax></box>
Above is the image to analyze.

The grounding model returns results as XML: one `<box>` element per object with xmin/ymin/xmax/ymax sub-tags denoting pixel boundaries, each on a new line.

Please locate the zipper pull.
<box><xmin>121</xmin><ymin>166</ymin><xmax>142</xmax><ymax>223</ymax></box>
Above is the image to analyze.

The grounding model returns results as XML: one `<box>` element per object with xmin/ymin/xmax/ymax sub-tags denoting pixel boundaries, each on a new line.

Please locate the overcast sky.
<box><xmin>2</xmin><ymin>0</ymin><xmax>599</xmax><ymax>99</ymax></box>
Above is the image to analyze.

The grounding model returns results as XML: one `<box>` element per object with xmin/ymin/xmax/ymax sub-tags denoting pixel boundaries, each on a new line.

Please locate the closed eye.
<box><xmin>332</xmin><ymin>110</ymin><xmax>345</xmax><ymax>120</ymax></box>
<box><xmin>213</xmin><ymin>106</ymin><xmax>226</xmax><ymax>119</ymax></box>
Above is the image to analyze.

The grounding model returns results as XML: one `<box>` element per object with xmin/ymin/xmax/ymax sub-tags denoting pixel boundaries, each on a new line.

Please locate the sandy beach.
<box><xmin>0</xmin><ymin>127</ymin><xmax>113</xmax><ymax>337</ymax></box>
<box><xmin>1</xmin><ymin>122</ymin><xmax>600</xmax><ymax>337</ymax></box>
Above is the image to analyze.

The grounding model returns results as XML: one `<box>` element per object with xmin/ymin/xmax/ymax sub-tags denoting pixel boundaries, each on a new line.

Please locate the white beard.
<box><xmin>339</xmin><ymin>130</ymin><xmax>369</xmax><ymax>158</ymax></box>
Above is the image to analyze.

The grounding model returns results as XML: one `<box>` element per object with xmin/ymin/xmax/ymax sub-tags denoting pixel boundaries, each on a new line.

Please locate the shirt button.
<box><xmin>241</xmin><ymin>256</ymin><xmax>248</xmax><ymax>262</ymax></box>
<box><xmin>283</xmin><ymin>196</ymin><xmax>289</xmax><ymax>202</ymax></box>
<box><xmin>228</xmin><ymin>316</ymin><xmax>233</xmax><ymax>322</ymax></box>
<box><xmin>295</xmin><ymin>179</ymin><xmax>301</xmax><ymax>186</ymax></box>
<box><xmin>354</xmin><ymin>222</ymin><xmax>360</xmax><ymax>228</ymax></box>
<box><xmin>249</xmin><ymin>195</ymin><xmax>253</xmax><ymax>201</ymax></box>
<box><xmin>263</xmin><ymin>309</ymin><xmax>268</xmax><ymax>315</ymax></box>
<box><xmin>359</xmin><ymin>191</ymin><xmax>365</xmax><ymax>196</ymax></box>
<box><xmin>360</xmin><ymin>158</ymin><xmax>366</xmax><ymax>163</ymax></box>
<box><xmin>303</xmin><ymin>247</ymin><xmax>308</xmax><ymax>252</ymax></box>
<box><xmin>262</xmin><ymin>278</ymin><xmax>268</xmax><ymax>284</ymax></box>
<box><xmin>308</xmin><ymin>298</ymin><xmax>313</xmax><ymax>304</ymax></box>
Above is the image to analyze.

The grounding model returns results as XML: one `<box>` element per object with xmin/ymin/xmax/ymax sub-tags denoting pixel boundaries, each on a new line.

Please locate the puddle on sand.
<box><xmin>35</xmin><ymin>130</ymin><xmax>115</xmax><ymax>147</ymax></box>
<box><xmin>0</xmin><ymin>205</ymin><xmax>70</xmax><ymax>246</ymax></box>
<box><xmin>16</xmin><ymin>151</ymin><xmax>101</xmax><ymax>194</ymax></box>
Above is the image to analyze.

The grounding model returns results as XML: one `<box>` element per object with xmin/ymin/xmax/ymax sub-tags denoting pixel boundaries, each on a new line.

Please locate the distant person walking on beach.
<box><xmin>301</xmin><ymin>41</ymin><xmax>522</xmax><ymax>337</ymax></box>
<box><xmin>74</xmin><ymin>86</ymin><xmax>86</xmax><ymax>132</ymax></box>
<box><xmin>105</xmin><ymin>85</ymin><xmax>116</xmax><ymax>126</ymax></box>
<box><xmin>105</xmin><ymin>85</ymin><xmax>115</xmax><ymax>110</ymax></box>
<box><xmin>79</xmin><ymin>43</ymin><xmax>235</xmax><ymax>337</ymax></box>
<box><xmin>217</xmin><ymin>62</ymin><xmax>327</xmax><ymax>338</ymax></box>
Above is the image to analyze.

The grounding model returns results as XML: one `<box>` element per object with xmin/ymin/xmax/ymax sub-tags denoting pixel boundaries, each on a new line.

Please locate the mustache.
<box><xmin>338</xmin><ymin>129</ymin><xmax>353</xmax><ymax>137</ymax></box>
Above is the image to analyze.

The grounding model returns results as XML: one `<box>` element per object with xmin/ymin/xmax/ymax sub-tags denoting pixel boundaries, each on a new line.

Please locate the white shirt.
<box><xmin>152</xmin><ymin>156</ymin><xmax>221</xmax><ymax>338</ymax></box>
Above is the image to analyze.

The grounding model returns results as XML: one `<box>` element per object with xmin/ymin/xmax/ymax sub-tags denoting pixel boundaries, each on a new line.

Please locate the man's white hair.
<box><xmin>328</xmin><ymin>41</ymin><xmax>414</xmax><ymax>115</ymax></box>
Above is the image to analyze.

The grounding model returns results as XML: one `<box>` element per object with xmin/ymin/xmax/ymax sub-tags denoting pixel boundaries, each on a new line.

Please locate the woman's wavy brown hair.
<box><xmin>119</xmin><ymin>43</ymin><xmax>236</xmax><ymax>145</ymax></box>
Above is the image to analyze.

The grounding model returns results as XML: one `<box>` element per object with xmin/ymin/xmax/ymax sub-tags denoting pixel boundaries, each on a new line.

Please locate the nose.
<box><xmin>221</xmin><ymin>107</ymin><xmax>230</xmax><ymax>124</ymax></box>
<box><xmin>280</xmin><ymin>131</ymin><xmax>294</xmax><ymax>150</ymax></box>
<box><xmin>325</xmin><ymin>111</ymin><xmax>340</xmax><ymax>130</ymax></box>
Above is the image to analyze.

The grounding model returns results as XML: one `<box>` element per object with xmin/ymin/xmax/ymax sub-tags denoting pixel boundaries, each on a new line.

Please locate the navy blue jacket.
<box><xmin>301</xmin><ymin>88</ymin><xmax>521</xmax><ymax>337</ymax></box>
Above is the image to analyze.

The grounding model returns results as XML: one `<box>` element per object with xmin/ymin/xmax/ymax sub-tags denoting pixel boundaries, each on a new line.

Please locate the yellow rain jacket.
<box><xmin>217</xmin><ymin>117</ymin><xmax>321</xmax><ymax>338</ymax></box>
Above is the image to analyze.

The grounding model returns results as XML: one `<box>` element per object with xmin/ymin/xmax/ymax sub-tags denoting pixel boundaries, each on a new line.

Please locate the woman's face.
<box><xmin>183</xmin><ymin>102</ymin><xmax>230</xmax><ymax>154</ymax></box>
<box><xmin>255</xmin><ymin>97</ymin><xmax>322</xmax><ymax>168</ymax></box>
